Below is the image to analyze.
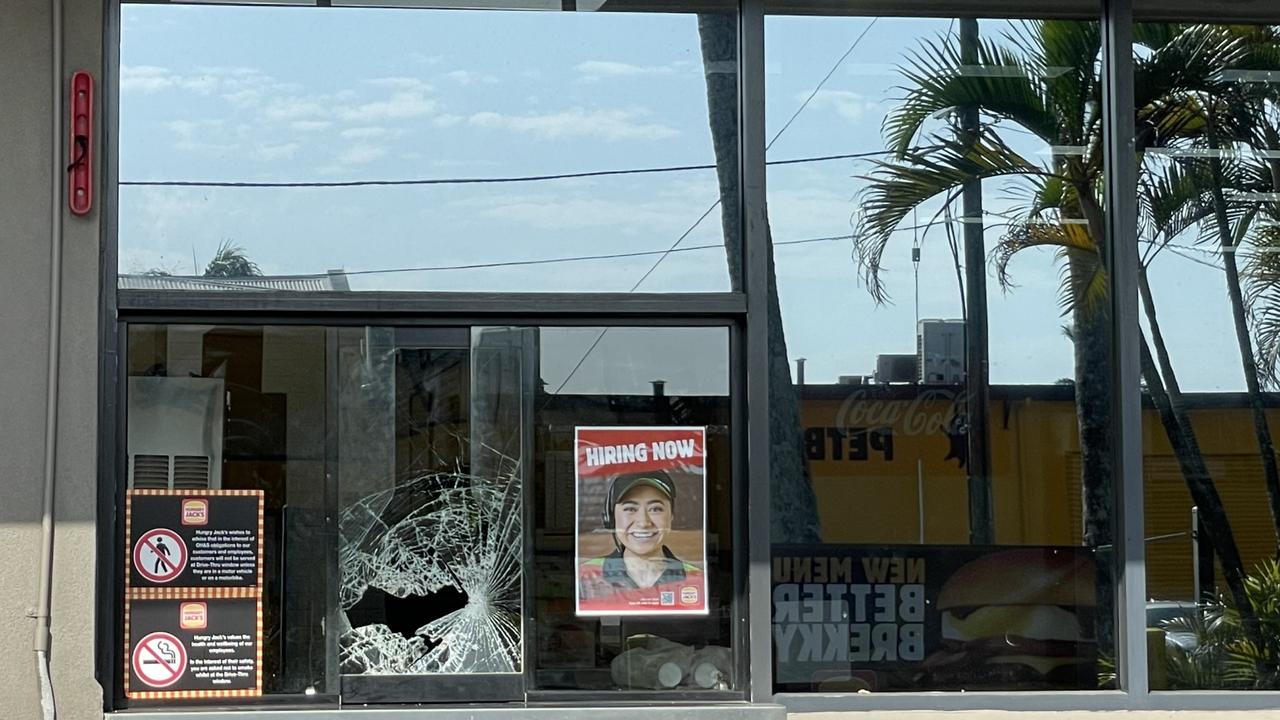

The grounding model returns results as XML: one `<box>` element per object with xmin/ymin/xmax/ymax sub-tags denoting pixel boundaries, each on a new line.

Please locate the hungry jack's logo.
<box><xmin>179</xmin><ymin>602</ymin><xmax>207</xmax><ymax>630</ymax></box>
<box><xmin>181</xmin><ymin>499</ymin><xmax>209</xmax><ymax>526</ymax></box>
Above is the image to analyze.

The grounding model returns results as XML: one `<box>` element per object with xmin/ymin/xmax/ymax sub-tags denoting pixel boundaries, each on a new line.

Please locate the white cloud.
<box><xmin>468</xmin><ymin>107</ymin><xmax>678</xmax><ymax>142</ymax></box>
<box><xmin>336</xmin><ymin>143</ymin><xmax>387</xmax><ymax>165</ymax></box>
<box><xmin>264</xmin><ymin>96</ymin><xmax>329</xmax><ymax>121</ymax></box>
<box><xmin>340</xmin><ymin>126</ymin><xmax>389</xmax><ymax>139</ymax></box>
<box><xmin>575</xmin><ymin>60</ymin><xmax>677</xmax><ymax>81</ymax></box>
<box><xmin>803</xmin><ymin>89</ymin><xmax>875</xmax><ymax>122</ymax></box>
<box><xmin>433</xmin><ymin>114</ymin><xmax>464</xmax><ymax>128</ymax></box>
<box><xmin>223</xmin><ymin>89</ymin><xmax>265</xmax><ymax>107</ymax></box>
<box><xmin>165</xmin><ymin>119</ymin><xmax>236</xmax><ymax>154</ymax></box>
<box><xmin>122</xmin><ymin>64</ymin><xmax>278</xmax><ymax>98</ymax></box>
<box><xmin>477</xmin><ymin>196</ymin><xmax>682</xmax><ymax>231</ymax></box>
<box><xmin>443</xmin><ymin>69</ymin><xmax>498</xmax><ymax>85</ymax></box>
<box><xmin>337</xmin><ymin>91</ymin><xmax>435</xmax><ymax>123</ymax></box>
<box><xmin>366</xmin><ymin>77</ymin><xmax>432</xmax><ymax>91</ymax></box>
<box><xmin>255</xmin><ymin>142</ymin><xmax>300</xmax><ymax>161</ymax></box>
<box><xmin>290</xmin><ymin>120</ymin><xmax>332</xmax><ymax>132</ymax></box>
<box><xmin>121</xmin><ymin>65</ymin><xmax>176</xmax><ymax>94</ymax></box>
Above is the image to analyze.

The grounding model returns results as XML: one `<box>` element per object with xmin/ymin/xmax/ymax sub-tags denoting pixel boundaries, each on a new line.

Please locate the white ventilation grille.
<box><xmin>127</xmin><ymin>377</ymin><xmax>225</xmax><ymax>490</ymax></box>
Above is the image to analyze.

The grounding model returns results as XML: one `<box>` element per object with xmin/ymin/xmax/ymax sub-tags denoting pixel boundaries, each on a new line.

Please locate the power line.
<box><xmin>119</xmin><ymin>151</ymin><xmax>890</xmax><ymax>189</ymax></box>
<box><xmin>766</xmin><ymin>18</ymin><xmax>880</xmax><ymax>152</ymax></box>
<box><xmin>334</xmin><ymin>234</ymin><xmax>849</xmax><ymax>278</ymax></box>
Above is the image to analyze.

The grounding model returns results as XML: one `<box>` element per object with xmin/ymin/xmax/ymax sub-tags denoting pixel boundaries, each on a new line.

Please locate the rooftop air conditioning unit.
<box><xmin>875</xmin><ymin>354</ymin><xmax>917</xmax><ymax>384</ymax></box>
<box><xmin>127</xmin><ymin>376</ymin><xmax>225</xmax><ymax>490</ymax></box>
<box><xmin>917</xmin><ymin>319</ymin><xmax>966</xmax><ymax>385</ymax></box>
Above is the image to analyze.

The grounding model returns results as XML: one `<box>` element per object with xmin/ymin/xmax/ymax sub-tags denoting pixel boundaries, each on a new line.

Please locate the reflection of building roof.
<box><xmin>799</xmin><ymin>383</ymin><xmax>1280</xmax><ymax>409</ymax></box>
<box><xmin>119</xmin><ymin>269</ymin><xmax>350</xmax><ymax>292</ymax></box>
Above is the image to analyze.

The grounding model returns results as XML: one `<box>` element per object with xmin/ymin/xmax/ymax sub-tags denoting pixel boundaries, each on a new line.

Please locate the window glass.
<box><xmin>765</xmin><ymin>11</ymin><xmax>1117</xmax><ymax>692</ymax></box>
<box><xmin>122</xmin><ymin>323</ymin><xmax>737</xmax><ymax>704</ymax></box>
<box><xmin>126</xmin><ymin>324</ymin><xmax>333</xmax><ymax>699</ymax></box>
<box><xmin>527</xmin><ymin>326</ymin><xmax>737</xmax><ymax>691</ymax></box>
<box><xmin>117</xmin><ymin>4</ymin><xmax>739</xmax><ymax>293</ymax></box>
<box><xmin>1131</xmin><ymin>19</ymin><xmax>1280</xmax><ymax>691</ymax></box>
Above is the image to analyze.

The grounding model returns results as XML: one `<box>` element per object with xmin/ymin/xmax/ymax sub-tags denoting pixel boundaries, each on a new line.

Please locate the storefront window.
<box><xmin>1132</xmin><ymin>17</ymin><xmax>1280</xmax><ymax>691</ymax></box>
<box><xmin>117</xmin><ymin>2</ymin><xmax>740</xmax><ymax>293</ymax></box>
<box><xmin>764</xmin><ymin>10</ymin><xmax>1118</xmax><ymax>692</ymax></box>
<box><xmin>528</xmin><ymin>326</ymin><xmax>736</xmax><ymax>691</ymax></box>
<box><xmin>120</xmin><ymin>323</ymin><xmax>736</xmax><ymax>705</ymax></box>
<box><xmin>126</xmin><ymin>324</ymin><xmax>333</xmax><ymax>699</ymax></box>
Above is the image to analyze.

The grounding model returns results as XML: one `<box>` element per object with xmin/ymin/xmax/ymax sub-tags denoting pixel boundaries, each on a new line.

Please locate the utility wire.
<box><xmin>337</xmin><ymin>234</ymin><xmax>850</xmax><ymax>278</ymax></box>
<box><xmin>767</xmin><ymin>18</ymin><xmax>880</xmax><ymax>152</ymax></box>
<box><xmin>130</xmin><ymin>234</ymin><xmax>851</xmax><ymax>291</ymax></box>
<box><xmin>119</xmin><ymin>151</ymin><xmax>891</xmax><ymax>189</ymax></box>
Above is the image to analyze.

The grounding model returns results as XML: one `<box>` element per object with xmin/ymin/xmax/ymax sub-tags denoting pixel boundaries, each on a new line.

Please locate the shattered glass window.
<box><xmin>338</xmin><ymin>329</ymin><xmax>527</xmax><ymax>677</ymax></box>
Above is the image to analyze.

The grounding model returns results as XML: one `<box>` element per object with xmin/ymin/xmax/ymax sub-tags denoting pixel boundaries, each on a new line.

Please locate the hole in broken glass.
<box><xmin>339</xmin><ymin>470</ymin><xmax>522</xmax><ymax>675</ymax></box>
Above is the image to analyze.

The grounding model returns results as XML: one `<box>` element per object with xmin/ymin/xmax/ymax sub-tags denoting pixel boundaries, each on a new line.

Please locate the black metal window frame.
<box><xmin>99</xmin><ymin>1</ymin><xmax>756</xmax><ymax>712</ymax></box>
<box><xmin>97</xmin><ymin>0</ymin><xmax>1280</xmax><ymax>713</ymax></box>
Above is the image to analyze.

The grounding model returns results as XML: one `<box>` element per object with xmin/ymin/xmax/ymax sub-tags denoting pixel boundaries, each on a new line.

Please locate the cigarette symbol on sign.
<box><xmin>132</xmin><ymin>632</ymin><xmax>188</xmax><ymax>689</ymax></box>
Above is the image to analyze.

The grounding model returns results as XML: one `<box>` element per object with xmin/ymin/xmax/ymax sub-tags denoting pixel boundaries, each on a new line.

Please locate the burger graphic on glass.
<box><xmin>919</xmin><ymin>548</ymin><xmax>1098</xmax><ymax>689</ymax></box>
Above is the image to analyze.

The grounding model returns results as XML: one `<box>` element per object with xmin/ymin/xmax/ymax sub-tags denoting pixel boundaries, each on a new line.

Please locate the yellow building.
<box><xmin>800</xmin><ymin>384</ymin><xmax>1280</xmax><ymax>600</ymax></box>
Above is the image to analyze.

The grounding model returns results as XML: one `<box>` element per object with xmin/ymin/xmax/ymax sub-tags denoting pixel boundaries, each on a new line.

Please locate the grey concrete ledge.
<box><xmin>776</xmin><ymin>689</ymin><xmax>1280</xmax><ymax>713</ymax></box>
<box><xmin>109</xmin><ymin>703</ymin><xmax>787</xmax><ymax>720</ymax></box>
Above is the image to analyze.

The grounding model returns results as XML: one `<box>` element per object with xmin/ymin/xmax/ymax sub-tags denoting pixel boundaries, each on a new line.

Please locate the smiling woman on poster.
<box><xmin>574</xmin><ymin>426</ymin><xmax>709</xmax><ymax>616</ymax></box>
<box><xmin>579</xmin><ymin>471</ymin><xmax>703</xmax><ymax>606</ymax></box>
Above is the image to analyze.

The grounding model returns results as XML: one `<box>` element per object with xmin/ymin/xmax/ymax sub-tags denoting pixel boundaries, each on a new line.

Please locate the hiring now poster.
<box><xmin>575</xmin><ymin>426</ymin><xmax>708</xmax><ymax>617</ymax></box>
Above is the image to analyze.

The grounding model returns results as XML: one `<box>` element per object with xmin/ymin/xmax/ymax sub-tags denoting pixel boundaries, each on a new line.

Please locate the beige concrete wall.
<box><xmin>0</xmin><ymin>0</ymin><xmax>104</xmax><ymax>719</ymax></box>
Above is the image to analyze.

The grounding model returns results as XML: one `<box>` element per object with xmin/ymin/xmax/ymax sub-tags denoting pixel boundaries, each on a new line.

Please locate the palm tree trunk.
<box><xmin>1067</xmin><ymin>258</ymin><xmax>1116</xmax><ymax>653</ymax></box>
<box><xmin>1141</xmin><ymin>269</ymin><xmax>1247</xmax><ymax>602</ymax></box>
<box><xmin>698</xmin><ymin>14</ymin><xmax>821</xmax><ymax>544</ymax></box>
<box><xmin>1207</xmin><ymin>154</ymin><xmax>1280</xmax><ymax>555</ymax></box>
<box><xmin>1072</xmin><ymin>199</ymin><xmax>1114</xmax><ymax>560</ymax></box>
<box><xmin>1139</xmin><ymin>333</ymin><xmax>1265</xmax><ymax>656</ymax></box>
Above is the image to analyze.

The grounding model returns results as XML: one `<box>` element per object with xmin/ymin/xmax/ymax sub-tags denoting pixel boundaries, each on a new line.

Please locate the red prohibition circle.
<box><xmin>133</xmin><ymin>528</ymin><xmax>187</xmax><ymax>583</ymax></box>
<box><xmin>132</xmin><ymin>631</ymin><xmax>188</xmax><ymax>689</ymax></box>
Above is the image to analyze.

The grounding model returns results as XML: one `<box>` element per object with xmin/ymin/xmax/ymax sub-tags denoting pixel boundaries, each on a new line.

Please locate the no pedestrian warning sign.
<box><xmin>133</xmin><ymin>529</ymin><xmax>187</xmax><ymax>584</ymax></box>
<box><xmin>126</xmin><ymin>490</ymin><xmax>263</xmax><ymax>590</ymax></box>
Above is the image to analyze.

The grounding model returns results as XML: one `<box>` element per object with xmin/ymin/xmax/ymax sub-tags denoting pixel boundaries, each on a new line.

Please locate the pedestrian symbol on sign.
<box><xmin>133</xmin><ymin>528</ymin><xmax>187</xmax><ymax>584</ymax></box>
<box><xmin>132</xmin><ymin>631</ymin><xmax>188</xmax><ymax>689</ymax></box>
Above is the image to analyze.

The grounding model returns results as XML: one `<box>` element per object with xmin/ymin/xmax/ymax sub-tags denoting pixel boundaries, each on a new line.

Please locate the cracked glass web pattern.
<box><xmin>339</xmin><ymin>468</ymin><xmax>522</xmax><ymax>675</ymax></box>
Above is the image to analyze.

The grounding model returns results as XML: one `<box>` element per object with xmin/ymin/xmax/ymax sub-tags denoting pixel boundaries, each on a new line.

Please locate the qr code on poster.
<box><xmin>660</xmin><ymin>591</ymin><xmax>675</xmax><ymax>606</ymax></box>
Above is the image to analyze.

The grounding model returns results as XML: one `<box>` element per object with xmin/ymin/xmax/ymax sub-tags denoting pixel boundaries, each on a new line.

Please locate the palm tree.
<box><xmin>697</xmin><ymin>13</ymin><xmax>821</xmax><ymax>544</ymax></box>
<box><xmin>850</xmin><ymin>19</ymin><xmax>1264</xmax><ymax>654</ymax></box>
<box><xmin>1133</xmin><ymin>23</ymin><xmax>1280</xmax><ymax>557</ymax></box>
<box><xmin>203</xmin><ymin>240</ymin><xmax>262</xmax><ymax>278</ymax></box>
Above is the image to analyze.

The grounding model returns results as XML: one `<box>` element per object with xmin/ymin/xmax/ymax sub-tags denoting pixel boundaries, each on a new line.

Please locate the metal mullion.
<box><xmin>1100</xmin><ymin>0</ymin><xmax>1146</xmax><ymax>701</ymax></box>
<box><xmin>728</xmin><ymin>320</ymin><xmax>750</xmax><ymax>699</ymax></box>
<box><xmin>739</xmin><ymin>0</ymin><xmax>772</xmax><ymax>705</ymax></box>
<box><xmin>99</xmin><ymin>0</ymin><xmax>125</xmax><ymax>711</ymax></box>
<box><xmin>116</xmin><ymin>290</ymin><xmax>747</xmax><ymax>318</ymax></box>
<box><xmin>113</xmin><ymin>313</ymin><xmax>740</xmax><ymax>330</ymax></box>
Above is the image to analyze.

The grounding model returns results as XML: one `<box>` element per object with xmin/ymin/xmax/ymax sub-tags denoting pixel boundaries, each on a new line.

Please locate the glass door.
<box><xmin>334</xmin><ymin>326</ymin><xmax>531</xmax><ymax>703</ymax></box>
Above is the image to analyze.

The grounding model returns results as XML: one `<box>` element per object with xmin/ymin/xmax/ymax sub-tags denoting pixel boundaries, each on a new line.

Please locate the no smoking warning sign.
<box><xmin>133</xmin><ymin>528</ymin><xmax>187</xmax><ymax>584</ymax></box>
<box><xmin>132</xmin><ymin>632</ymin><xmax>188</xmax><ymax>689</ymax></box>
<box><xmin>126</xmin><ymin>597</ymin><xmax>260</xmax><ymax>698</ymax></box>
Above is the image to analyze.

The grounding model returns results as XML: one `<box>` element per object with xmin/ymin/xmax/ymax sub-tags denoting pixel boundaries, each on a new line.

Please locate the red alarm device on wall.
<box><xmin>68</xmin><ymin>70</ymin><xmax>93</xmax><ymax>216</ymax></box>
